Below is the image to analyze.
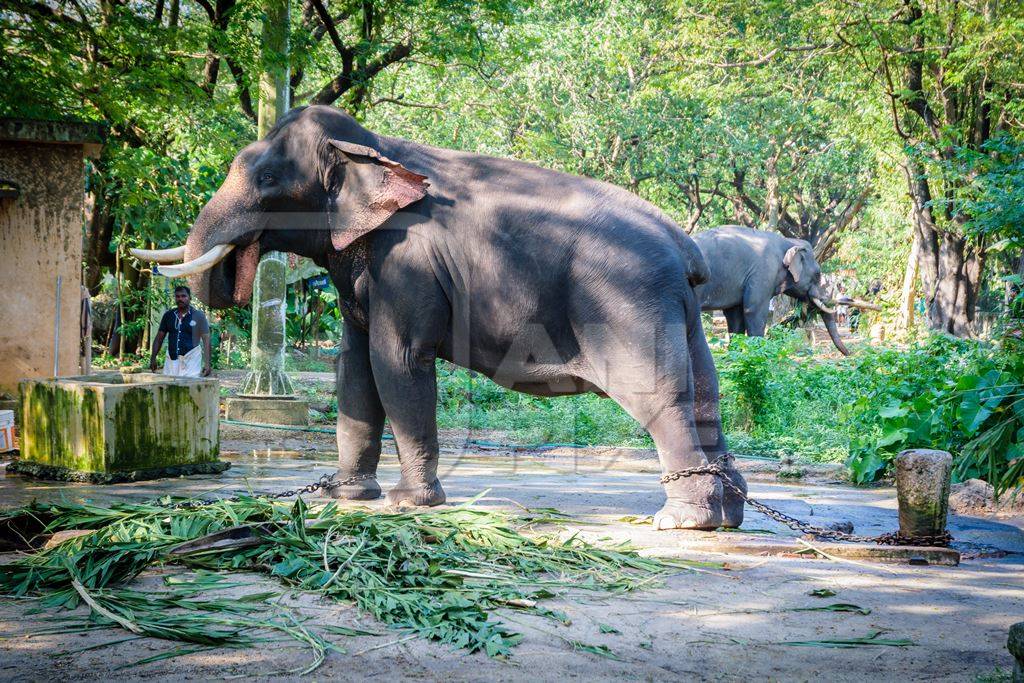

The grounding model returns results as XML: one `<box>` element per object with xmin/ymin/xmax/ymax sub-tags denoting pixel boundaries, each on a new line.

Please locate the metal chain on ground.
<box><xmin>174</xmin><ymin>472</ymin><xmax>375</xmax><ymax>509</ymax></box>
<box><xmin>175</xmin><ymin>461</ymin><xmax>952</xmax><ymax>547</ymax></box>
<box><xmin>660</xmin><ymin>463</ymin><xmax>953</xmax><ymax>547</ymax></box>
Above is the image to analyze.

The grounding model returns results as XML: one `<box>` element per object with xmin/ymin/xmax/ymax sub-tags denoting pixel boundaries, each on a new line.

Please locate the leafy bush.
<box><xmin>435</xmin><ymin>363</ymin><xmax>650</xmax><ymax>447</ymax></box>
<box><xmin>716</xmin><ymin>332</ymin><xmax>802</xmax><ymax>432</ymax></box>
<box><xmin>714</xmin><ymin>329</ymin><xmax>854</xmax><ymax>463</ymax></box>
<box><xmin>847</xmin><ymin>335</ymin><xmax>1024</xmax><ymax>495</ymax></box>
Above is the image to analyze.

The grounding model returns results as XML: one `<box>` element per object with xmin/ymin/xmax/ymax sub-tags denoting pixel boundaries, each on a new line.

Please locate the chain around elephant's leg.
<box><xmin>618</xmin><ymin>396</ymin><xmax>723</xmax><ymax>530</ymax></box>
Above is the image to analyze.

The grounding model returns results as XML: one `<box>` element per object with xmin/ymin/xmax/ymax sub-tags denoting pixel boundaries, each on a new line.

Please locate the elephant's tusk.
<box><xmin>845</xmin><ymin>298</ymin><xmax>883</xmax><ymax>312</ymax></box>
<box><xmin>811</xmin><ymin>297</ymin><xmax>836</xmax><ymax>315</ymax></box>
<box><xmin>129</xmin><ymin>246</ymin><xmax>186</xmax><ymax>263</ymax></box>
<box><xmin>158</xmin><ymin>244</ymin><xmax>235</xmax><ymax>278</ymax></box>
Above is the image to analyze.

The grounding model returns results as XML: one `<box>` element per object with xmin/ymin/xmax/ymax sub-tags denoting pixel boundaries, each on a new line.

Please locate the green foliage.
<box><xmin>435</xmin><ymin>363</ymin><xmax>650</xmax><ymax>446</ymax></box>
<box><xmin>847</xmin><ymin>337</ymin><xmax>1024</xmax><ymax>495</ymax></box>
<box><xmin>717</xmin><ymin>332</ymin><xmax>804</xmax><ymax>432</ymax></box>
<box><xmin>0</xmin><ymin>496</ymin><xmax>693</xmax><ymax>665</ymax></box>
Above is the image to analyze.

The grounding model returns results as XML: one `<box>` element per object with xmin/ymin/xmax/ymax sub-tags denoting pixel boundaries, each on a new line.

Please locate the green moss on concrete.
<box><xmin>20</xmin><ymin>381</ymin><xmax>105</xmax><ymax>471</ymax></box>
<box><xmin>900</xmin><ymin>498</ymin><xmax>946</xmax><ymax>537</ymax></box>
<box><xmin>6</xmin><ymin>459</ymin><xmax>230</xmax><ymax>483</ymax></box>
<box><xmin>109</xmin><ymin>384</ymin><xmax>218</xmax><ymax>471</ymax></box>
<box><xmin>18</xmin><ymin>376</ymin><xmax>221</xmax><ymax>479</ymax></box>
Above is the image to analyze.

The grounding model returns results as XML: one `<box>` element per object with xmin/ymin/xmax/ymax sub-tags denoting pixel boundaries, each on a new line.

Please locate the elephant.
<box><xmin>693</xmin><ymin>225</ymin><xmax>850</xmax><ymax>355</ymax></box>
<box><xmin>134</xmin><ymin>105</ymin><xmax>747</xmax><ymax>530</ymax></box>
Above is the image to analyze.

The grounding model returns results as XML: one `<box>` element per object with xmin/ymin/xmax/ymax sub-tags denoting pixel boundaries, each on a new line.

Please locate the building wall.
<box><xmin>0</xmin><ymin>141</ymin><xmax>85</xmax><ymax>395</ymax></box>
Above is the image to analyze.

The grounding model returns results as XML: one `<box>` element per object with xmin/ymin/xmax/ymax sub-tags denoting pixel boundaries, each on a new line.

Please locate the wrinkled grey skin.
<box><xmin>693</xmin><ymin>226</ymin><xmax>849</xmax><ymax>355</ymax></box>
<box><xmin>184</xmin><ymin>105</ymin><xmax>746</xmax><ymax>529</ymax></box>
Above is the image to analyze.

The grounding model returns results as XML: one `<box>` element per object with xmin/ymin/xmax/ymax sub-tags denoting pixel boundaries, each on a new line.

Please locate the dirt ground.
<box><xmin>2</xmin><ymin>424</ymin><xmax>1023</xmax><ymax>682</ymax></box>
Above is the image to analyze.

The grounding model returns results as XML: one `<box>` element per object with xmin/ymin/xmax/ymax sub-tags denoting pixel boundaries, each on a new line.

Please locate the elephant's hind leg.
<box><xmin>329</xmin><ymin>320</ymin><xmax>384</xmax><ymax>501</ymax></box>
<box><xmin>638</xmin><ymin>398</ymin><xmax>724</xmax><ymax>530</ymax></box>
<box><xmin>723</xmin><ymin>306</ymin><xmax>745</xmax><ymax>334</ymax></box>
<box><xmin>583</xmin><ymin>304</ymin><xmax>723</xmax><ymax>530</ymax></box>
<box><xmin>689</xmin><ymin>320</ymin><xmax>746</xmax><ymax>527</ymax></box>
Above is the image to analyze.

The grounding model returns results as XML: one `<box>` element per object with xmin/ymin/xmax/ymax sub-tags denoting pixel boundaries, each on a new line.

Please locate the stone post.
<box><xmin>239</xmin><ymin>252</ymin><xmax>293</xmax><ymax>397</ymax></box>
<box><xmin>895</xmin><ymin>449</ymin><xmax>952</xmax><ymax>539</ymax></box>
<box><xmin>226</xmin><ymin>0</ymin><xmax>308</xmax><ymax>425</ymax></box>
<box><xmin>1009</xmin><ymin>622</ymin><xmax>1023</xmax><ymax>683</ymax></box>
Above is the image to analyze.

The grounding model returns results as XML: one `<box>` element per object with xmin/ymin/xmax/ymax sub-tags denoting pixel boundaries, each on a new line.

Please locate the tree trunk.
<box><xmin>168</xmin><ymin>0</ymin><xmax>180</xmax><ymax>29</ymax></box>
<box><xmin>899</xmin><ymin>228</ymin><xmax>920</xmax><ymax>331</ymax></box>
<box><xmin>905</xmin><ymin>161</ymin><xmax>984</xmax><ymax>336</ymax></box>
<box><xmin>241</xmin><ymin>0</ymin><xmax>295</xmax><ymax>397</ymax></box>
<box><xmin>914</xmin><ymin>219</ymin><xmax>983</xmax><ymax>336</ymax></box>
<box><xmin>114</xmin><ymin>244</ymin><xmax>125</xmax><ymax>358</ymax></box>
<box><xmin>765</xmin><ymin>151</ymin><xmax>780</xmax><ymax>231</ymax></box>
<box><xmin>83</xmin><ymin>191</ymin><xmax>115</xmax><ymax>294</ymax></box>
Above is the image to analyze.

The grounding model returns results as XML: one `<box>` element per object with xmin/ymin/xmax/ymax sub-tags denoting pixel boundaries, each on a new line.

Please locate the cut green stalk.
<box><xmin>1</xmin><ymin>495</ymin><xmax>693</xmax><ymax>670</ymax></box>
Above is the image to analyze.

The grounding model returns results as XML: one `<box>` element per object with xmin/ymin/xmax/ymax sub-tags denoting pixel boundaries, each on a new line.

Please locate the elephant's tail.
<box><xmin>669</xmin><ymin>230</ymin><xmax>710</xmax><ymax>287</ymax></box>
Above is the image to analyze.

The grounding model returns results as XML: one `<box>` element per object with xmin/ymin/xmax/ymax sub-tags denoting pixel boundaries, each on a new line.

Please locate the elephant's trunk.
<box><xmin>817</xmin><ymin>308</ymin><xmax>850</xmax><ymax>356</ymax></box>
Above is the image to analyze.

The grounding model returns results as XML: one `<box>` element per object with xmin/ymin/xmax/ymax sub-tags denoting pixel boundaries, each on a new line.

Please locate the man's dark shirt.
<box><xmin>159</xmin><ymin>306</ymin><xmax>209</xmax><ymax>360</ymax></box>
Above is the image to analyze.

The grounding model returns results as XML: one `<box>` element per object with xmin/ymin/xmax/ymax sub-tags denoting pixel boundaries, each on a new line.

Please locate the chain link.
<box><xmin>174</xmin><ymin>472</ymin><xmax>375</xmax><ymax>509</ymax></box>
<box><xmin>660</xmin><ymin>463</ymin><xmax>953</xmax><ymax>547</ymax></box>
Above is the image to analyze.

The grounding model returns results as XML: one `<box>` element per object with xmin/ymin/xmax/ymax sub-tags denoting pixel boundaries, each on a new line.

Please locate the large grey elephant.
<box><xmin>693</xmin><ymin>225</ymin><xmax>849</xmax><ymax>355</ymax></box>
<box><xmin>134</xmin><ymin>105</ymin><xmax>747</xmax><ymax>529</ymax></box>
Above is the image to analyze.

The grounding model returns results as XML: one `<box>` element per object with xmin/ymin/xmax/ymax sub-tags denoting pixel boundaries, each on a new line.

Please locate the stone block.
<box><xmin>225</xmin><ymin>397</ymin><xmax>309</xmax><ymax>426</ymax></box>
<box><xmin>1009</xmin><ymin>622</ymin><xmax>1024</xmax><ymax>683</ymax></box>
<box><xmin>895</xmin><ymin>449</ymin><xmax>952</xmax><ymax>539</ymax></box>
<box><xmin>9</xmin><ymin>372</ymin><xmax>226</xmax><ymax>483</ymax></box>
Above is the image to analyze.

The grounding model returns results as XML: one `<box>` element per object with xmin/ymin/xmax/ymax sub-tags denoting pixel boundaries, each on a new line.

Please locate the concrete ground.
<box><xmin>2</xmin><ymin>435</ymin><xmax>1023</xmax><ymax>681</ymax></box>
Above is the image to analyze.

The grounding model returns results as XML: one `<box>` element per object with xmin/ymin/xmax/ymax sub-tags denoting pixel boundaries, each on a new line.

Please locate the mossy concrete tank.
<box><xmin>10</xmin><ymin>372</ymin><xmax>227</xmax><ymax>482</ymax></box>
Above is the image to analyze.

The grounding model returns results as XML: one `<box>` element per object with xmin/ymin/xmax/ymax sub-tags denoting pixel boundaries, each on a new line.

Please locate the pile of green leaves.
<box><xmin>0</xmin><ymin>495</ymin><xmax>687</xmax><ymax>667</ymax></box>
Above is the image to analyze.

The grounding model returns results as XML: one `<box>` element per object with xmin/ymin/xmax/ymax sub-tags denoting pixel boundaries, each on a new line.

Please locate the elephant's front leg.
<box><xmin>369</xmin><ymin>332</ymin><xmax>446</xmax><ymax>508</ymax></box>
<box><xmin>329</xmin><ymin>320</ymin><xmax>385</xmax><ymax>500</ymax></box>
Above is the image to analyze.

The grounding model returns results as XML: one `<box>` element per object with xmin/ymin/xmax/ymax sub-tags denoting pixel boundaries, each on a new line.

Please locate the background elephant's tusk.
<box><xmin>158</xmin><ymin>244</ymin><xmax>235</xmax><ymax>278</ymax></box>
<box><xmin>811</xmin><ymin>297</ymin><xmax>836</xmax><ymax>315</ymax></box>
<box><xmin>129</xmin><ymin>246</ymin><xmax>186</xmax><ymax>263</ymax></box>
<box><xmin>844</xmin><ymin>298</ymin><xmax>882</xmax><ymax>312</ymax></box>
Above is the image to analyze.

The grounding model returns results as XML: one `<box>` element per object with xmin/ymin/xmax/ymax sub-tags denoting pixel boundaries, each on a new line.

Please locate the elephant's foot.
<box><xmin>326</xmin><ymin>471</ymin><xmax>381</xmax><ymax>501</ymax></box>
<box><xmin>713</xmin><ymin>453</ymin><xmax>747</xmax><ymax>528</ymax></box>
<box><xmin>654</xmin><ymin>474</ymin><xmax>723</xmax><ymax>530</ymax></box>
<box><xmin>385</xmin><ymin>478</ymin><xmax>446</xmax><ymax>508</ymax></box>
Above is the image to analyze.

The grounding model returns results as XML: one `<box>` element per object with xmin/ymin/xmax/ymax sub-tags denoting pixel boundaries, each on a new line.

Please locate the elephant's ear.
<box><xmin>328</xmin><ymin>140</ymin><xmax>429</xmax><ymax>251</ymax></box>
<box><xmin>783</xmin><ymin>245</ymin><xmax>807</xmax><ymax>283</ymax></box>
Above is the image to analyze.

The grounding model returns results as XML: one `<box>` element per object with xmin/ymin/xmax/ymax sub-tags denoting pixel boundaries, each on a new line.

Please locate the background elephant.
<box><xmin>693</xmin><ymin>225</ymin><xmax>850</xmax><ymax>355</ymax></box>
<box><xmin>144</xmin><ymin>105</ymin><xmax>747</xmax><ymax>530</ymax></box>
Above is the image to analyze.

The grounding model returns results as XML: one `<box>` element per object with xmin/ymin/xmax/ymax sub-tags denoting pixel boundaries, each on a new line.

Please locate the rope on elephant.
<box><xmin>218</xmin><ymin>418</ymin><xmax>779</xmax><ymax>461</ymax></box>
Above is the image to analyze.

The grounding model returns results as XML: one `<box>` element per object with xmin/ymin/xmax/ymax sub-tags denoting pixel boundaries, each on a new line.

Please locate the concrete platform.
<box><xmin>224</xmin><ymin>396</ymin><xmax>309</xmax><ymax>425</ymax></box>
<box><xmin>642</xmin><ymin>534</ymin><xmax>962</xmax><ymax>566</ymax></box>
<box><xmin>16</xmin><ymin>372</ymin><xmax>220</xmax><ymax>480</ymax></box>
<box><xmin>1</xmin><ymin>446</ymin><xmax>1023</xmax><ymax>680</ymax></box>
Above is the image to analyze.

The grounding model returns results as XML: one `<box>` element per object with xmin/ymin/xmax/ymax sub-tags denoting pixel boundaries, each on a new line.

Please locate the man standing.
<box><xmin>149</xmin><ymin>285</ymin><xmax>212</xmax><ymax>377</ymax></box>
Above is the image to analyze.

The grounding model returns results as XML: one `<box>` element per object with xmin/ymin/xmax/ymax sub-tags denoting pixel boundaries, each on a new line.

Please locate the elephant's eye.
<box><xmin>260</xmin><ymin>171</ymin><xmax>275</xmax><ymax>185</ymax></box>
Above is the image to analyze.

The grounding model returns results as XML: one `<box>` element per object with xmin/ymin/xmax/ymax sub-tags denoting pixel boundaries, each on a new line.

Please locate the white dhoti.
<box><xmin>163</xmin><ymin>346</ymin><xmax>203</xmax><ymax>378</ymax></box>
